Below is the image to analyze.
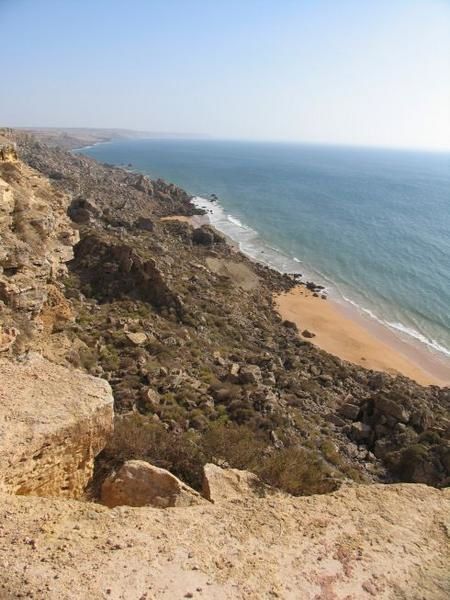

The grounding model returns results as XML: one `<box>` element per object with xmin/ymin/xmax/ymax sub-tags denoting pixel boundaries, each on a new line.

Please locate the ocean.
<box><xmin>78</xmin><ymin>139</ymin><xmax>450</xmax><ymax>363</ymax></box>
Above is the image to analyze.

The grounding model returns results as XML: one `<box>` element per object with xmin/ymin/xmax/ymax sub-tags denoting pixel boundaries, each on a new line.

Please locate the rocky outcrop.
<box><xmin>192</xmin><ymin>224</ymin><xmax>226</xmax><ymax>246</ymax></box>
<box><xmin>0</xmin><ymin>150</ymin><xmax>78</xmax><ymax>350</ymax></box>
<box><xmin>0</xmin><ymin>353</ymin><xmax>113</xmax><ymax>499</ymax></box>
<box><xmin>340</xmin><ymin>382</ymin><xmax>450</xmax><ymax>486</ymax></box>
<box><xmin>71</xmin><ymin>233</ymin><xmax>185</xmax><ymax>317</ymax></box>
<box><xmin>0</xmin><ymin>134</ymin><xmax>18</xmax><ymax>162</ymax></box>
<box><xmin>0</xmin><ymin>482</ymin><xmax>448</xmax><ymax>599</ymax></box>
<box><xmin>101</xmin><ymin>459</ymin><xmax>204</xmax><ymax>508</ymax></box>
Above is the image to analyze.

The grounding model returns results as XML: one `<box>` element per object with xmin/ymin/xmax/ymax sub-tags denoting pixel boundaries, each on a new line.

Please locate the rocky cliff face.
<box><xmin>0</xmin><ymin>353</ymin><xmax>113</xmax><ymax>498</ymax></box>
<box><xmin>0</xmin><ymin>140</ymin><xmax>78</xmax><ymax>352</ymax></box>
<box><xmin>0</xmin><ymin>135</ymin><xmax>114</xmax><ymax>500</ymax></box>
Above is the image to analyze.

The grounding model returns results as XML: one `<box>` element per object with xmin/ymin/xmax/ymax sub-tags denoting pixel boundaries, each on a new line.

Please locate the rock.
<box><xmin>0</xmin><ymin>136</ymin><xmax>18</xmax><ymax>162</ymax></box>
<box><xmin>374</xmin><ymin>395</ymin><xmax>410</xmax><ymax>424</ymax></box>
<box><xmin>142</xmin><ymin>388</ymin><xmax>160</xmax><ymax>409</ymax></box>
<box><xmin>229</xmin><ymin>362</ymin><xmax>240</xmax><ymax>378</ymax></box>
<box><xmin>239</xmin><ymin>364</ymin><xmax>262</xmax><ymax>385</ymax></box>
<box><xmin>0</xmin><ymin>325</ymin><xmax>19</xmax><ymax>352</ymax></box>
<box><xmin>282</xmin><ymin>319</ymin><xmax>298</xmax><ymax>332</ymax></box>
<box><xmin>126</xmin><ymin>331</ymin><xmax>147</xmax><ymax>346</ymax></box>
<box><xmin>302</xmin><ymin>329</ymin><xmax>315</xmax><ymax>339</ymax></box>
<box><xmin>350</xmin><ymin>421</ymin><xmax>372</xmax><ymax>443</ymax></box>
<box><xmin>101</xmin><ymin>460</ymin><xmax>204</xmax><ymax>508</ymax></box>
<box><xmin>318</xmin><ymin>373</ymin><xmax>333</xmax><ymax>386</ymax></box>
<box><xmin>133</xmin><ymin>175</ymin><xmax>154</xmax><ymax>195</ymax></box>
<box><xmin>192</xmin><ymin>225</ymin><xmax>225</xmax><ymax>246</ymax></box>
<box><xmin>135</xmin><ymin>216</ymin><xmax>154</xmax><ymax>231</ymax></box>
<box><xmin>213</xmin><ymin>351</ymin><xmax>227</xmax><ymax>367</ymax></box>
<box><xmin>202</xmin><ymin>463</ymin><xmax>264</xmax><ymax>502</ymax></box>
<box><xmin>340</xmin><ymin>402</ymin><xmax>361</xmax><ymax>420</ymax></box>
<box><xmin>72</xmin><ymin>234</ymin><xmax>185</xmax><ymax>317</ymax></box>
<box><xmin>270</xmin><ymin>430</ymin><xmax>284</xmax><ymax>449</ymax></box>
<box><xmin>68</xmin><ymin>197</ymin><xmax>100</xmax><ymax>224</ymax></box>
<box><xmin>0</xmin><ymin>156</ymin><xmax>78</xmax><ymax>335</ymax></box>
<box><xmin>0</xmin><ymin>353</ymin><xmax>113</xmax><ymax>498</ymax></box>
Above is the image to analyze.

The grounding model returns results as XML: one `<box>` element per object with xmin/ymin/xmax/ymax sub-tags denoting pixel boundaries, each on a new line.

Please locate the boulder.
<box><xmin>282</xmin><ymin>319</ymin><xmax>298</xmax><ymax>332</ymax></box>
<box><xmin>239</xmin><ymin>364</ymin><xmax>262</xmax><ymax>385</ymax></box>
<box><xmin>350</xmin><ymin>421</ymin><xmax>372</xmax><ymax>443</ymax></box>
<box><xmin>192</xmin><ymin>225</ymin><xmax>225</xmax><ymax>246</ymax></box>
<box><xmin>302</xmin><ymin>329</ymin><xmax>315</xmax><ymax>339</ymax></box>
<box><xmin>340</xmin><ymin>402</ymin><xmax>360</xmax><ymax>420</ymax></box>
<box><xmin>126</xmin><ymin>331</ymin><xmax>147</xmax><ymax>346</ymax></box>
<box><xmin>374</xmin><ymin>395</ymin><xmax>410</xmax><ymax>424</ymax></box>
<box><xmin>101</xmin><ymin>460</ymin><xmax>204</xmax><ymax>508</ymax></box>
<box><xmin>202</xmin><ymin>463</ymin><xmax>264</xmax><ymax>503</ymax></box>
<box><xmin>0</xmin><ymin>353</ymin><xmax>113</xmax><ymax>498</ymax></box>
<box><xmin>135</xmin><ymin>216</ymin><xmax>154</xmax><ymax>231</ymax></box>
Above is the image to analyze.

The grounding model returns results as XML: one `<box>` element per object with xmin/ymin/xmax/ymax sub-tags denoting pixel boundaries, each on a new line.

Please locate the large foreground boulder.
<box><xmin>0</xmin><ymin>353</ymin><xmax>113</xmax><ymax>499</ymax></box>
<box><xmin>101</xmin><ymin>460</ymin><xmax>204</xmax><ymax>508</ymax></box>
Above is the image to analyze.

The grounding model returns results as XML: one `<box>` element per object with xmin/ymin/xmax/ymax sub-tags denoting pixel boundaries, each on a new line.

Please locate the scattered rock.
<box><xmin>239</xmin><ymin>364</ymin><xmax>262</xmax><ymax>385</ymax></box>
<box><xmin>350</xmin><ymin>421</ymin><xmax>372</xmax><ymax>443</ymax></box>
<box><xmin>340</xmin><ymin>402</ymin><xmax>361</xmax><ymax>420</ymax></box>
<box><xmin>374</xmin><ymin>395</ymin><xmax>410</xmax><ymax>424</ymax></box>
<box><xmin>302</xmin><ymin>329</ymin><xmax>316</xmax><ymax>339</ymax></box>
<box><xmin>126</xmin><ymin>331</ymin><xmax>147</xmax><ymax>346</ymax></box>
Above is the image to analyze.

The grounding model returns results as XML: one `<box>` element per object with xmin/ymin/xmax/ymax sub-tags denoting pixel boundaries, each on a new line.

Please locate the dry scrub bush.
<box><xmin>100</xmin><ymin>414</ymin><xmax>340</xmax><ymax>496</ymax></box>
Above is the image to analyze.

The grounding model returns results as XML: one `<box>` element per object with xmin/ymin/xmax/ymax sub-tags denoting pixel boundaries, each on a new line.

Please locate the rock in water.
<box><xmin>101</xmin><ymin>460</ymin><xmax>204</xmax><ymax>508</ymax></box>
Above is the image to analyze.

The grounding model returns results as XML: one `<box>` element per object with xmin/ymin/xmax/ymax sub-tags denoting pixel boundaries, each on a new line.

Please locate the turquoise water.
<box><xmin>79</xmin><ymin>139</ymin><xmax>450</xmax><ymax>360</ymax></box>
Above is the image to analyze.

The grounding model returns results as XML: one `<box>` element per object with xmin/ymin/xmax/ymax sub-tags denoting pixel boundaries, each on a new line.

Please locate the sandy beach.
<box><xmin>276</xmin><ymin>287</ymin><xmax>450</xmax><ymax>387</ymax></box>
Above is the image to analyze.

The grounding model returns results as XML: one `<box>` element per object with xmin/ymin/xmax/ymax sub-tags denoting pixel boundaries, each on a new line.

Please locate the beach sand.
<box><xmin>276</xmin><ymin>287</ymin><xmax>450</xmax><ymax>387</ymax></box>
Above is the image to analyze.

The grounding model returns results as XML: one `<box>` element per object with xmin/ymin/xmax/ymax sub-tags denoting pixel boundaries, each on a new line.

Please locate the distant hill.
<box><xmin>14</xmin><ymin>127</ymin><xmax>209</xmax><ymax>150</ymax></box>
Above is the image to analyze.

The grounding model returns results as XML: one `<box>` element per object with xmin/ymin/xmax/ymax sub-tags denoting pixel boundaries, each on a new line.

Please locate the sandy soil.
<box><xmin>0</xmin><ymin>484</ymin><xmax>448</xmax><ymax>599</ymax></box>
<box><xmin>276</xmin><ymin>288</ymin><xmax>450</xmax><ymax>386</ymax></box>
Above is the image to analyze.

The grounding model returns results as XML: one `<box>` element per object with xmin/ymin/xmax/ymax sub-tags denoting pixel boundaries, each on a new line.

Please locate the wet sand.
<box><xmin>276</xmin><ymin>287</ymin><xmax>450</xmax><ymax>387</ymax></box>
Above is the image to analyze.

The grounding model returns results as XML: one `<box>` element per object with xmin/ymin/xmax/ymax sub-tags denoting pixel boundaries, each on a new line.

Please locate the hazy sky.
<box><xmin>1</xmin><ymin>0</ymin><xmax>449</xmax><ymax>150</ymax></box>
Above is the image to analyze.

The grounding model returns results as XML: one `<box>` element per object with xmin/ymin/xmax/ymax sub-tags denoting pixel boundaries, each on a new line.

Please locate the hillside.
<box><xmin>0</xmin><ymin>129</ymin><xmax>449</xmax><ymax>598</ymax></box>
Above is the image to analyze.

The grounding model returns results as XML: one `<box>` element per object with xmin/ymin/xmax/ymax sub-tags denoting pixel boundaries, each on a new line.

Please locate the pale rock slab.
<box><xmin>202</xmin><ymin>462</ymin><xmax>266</xmax><ymax>502</ymax></box>
<box><xmin>0</xmin><ymin>353</ymin><xmax>113</xmax><ymax>498</ymax></box>
<box><xmin>101</xmin><ymin>459</ymin><xmax>205</xmax><ymax>508</ymax></box>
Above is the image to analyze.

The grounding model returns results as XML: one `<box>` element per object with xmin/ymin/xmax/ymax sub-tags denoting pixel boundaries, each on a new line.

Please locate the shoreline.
<box><xmin>189</xmin><ymin>197</ymin><xmax>449</xmax><ymax>387</ymax></box>
<box><xmin>276</xmin><ymin>287</ymin><xmax>450</xmax><ymax>387</ymax></box>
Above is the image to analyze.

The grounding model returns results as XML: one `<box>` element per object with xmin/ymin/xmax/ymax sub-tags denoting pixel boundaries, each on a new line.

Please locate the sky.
<box><xmin>1</xmin><ymin>0</ymin><xmax>449</xmax><ymax>150</ymax></box>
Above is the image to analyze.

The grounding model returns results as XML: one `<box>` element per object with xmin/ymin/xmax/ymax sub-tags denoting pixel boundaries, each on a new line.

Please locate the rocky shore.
<box><xmin>0</xmin><ymin>129</ymin><xmax>449</xmax><ymax>598</ymax></box>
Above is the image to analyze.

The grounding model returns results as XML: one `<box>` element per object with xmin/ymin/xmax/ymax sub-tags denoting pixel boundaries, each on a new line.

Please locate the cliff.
<box><xmin>0</xmin><ymin>134</ymin><xmax>114</xmax><ymax>499</ymax></box>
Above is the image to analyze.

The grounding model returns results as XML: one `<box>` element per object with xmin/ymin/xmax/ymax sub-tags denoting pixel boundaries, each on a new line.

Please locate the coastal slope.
<box><xmin>4</xmin><ymin>127</ymin><xmax>449</xmax><ymax>491</ymax></box>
